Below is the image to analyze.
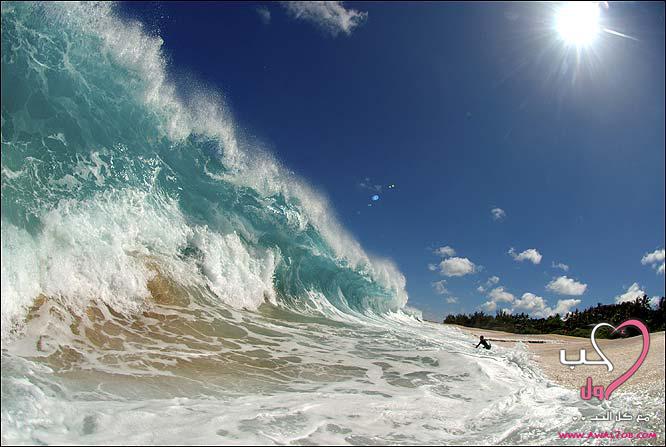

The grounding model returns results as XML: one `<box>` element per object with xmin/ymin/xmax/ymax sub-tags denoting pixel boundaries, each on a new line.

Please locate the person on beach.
<box><xmin>475</xmin><ymin>335</ymin><xmax>491</xmax><ymax>350</ymax></box>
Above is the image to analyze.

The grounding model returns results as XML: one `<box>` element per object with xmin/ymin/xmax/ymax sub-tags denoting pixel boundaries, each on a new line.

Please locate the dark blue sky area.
<box><xmin>119</xmin><ymin>2</ymin><xmax>664</xmax><ymax>320</ymax></box>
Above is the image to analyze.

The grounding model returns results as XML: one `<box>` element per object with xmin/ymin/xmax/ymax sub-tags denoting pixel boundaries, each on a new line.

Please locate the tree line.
<box><xmin>443</xmin><ymin>295</ymin><xmax>665</xmax><ymax>338</ymax></box>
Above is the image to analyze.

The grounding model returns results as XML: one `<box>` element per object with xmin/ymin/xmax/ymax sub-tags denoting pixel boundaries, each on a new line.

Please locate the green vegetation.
<box><xmin>443</xmin><ymin>295</ymin><xmax>665</xmax><ymax>338</ymax></box>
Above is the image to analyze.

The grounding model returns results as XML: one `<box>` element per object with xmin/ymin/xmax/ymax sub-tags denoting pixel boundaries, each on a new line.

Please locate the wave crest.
<box><xmin>1</xmin><ymin>1</ymin><xmax>409</xmax><ymax>341</ymax></box>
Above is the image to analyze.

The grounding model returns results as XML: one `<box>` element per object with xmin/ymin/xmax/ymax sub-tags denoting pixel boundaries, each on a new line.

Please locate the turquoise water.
<box><xmin>1</xmin><ymin>3</ymin><xmax>663</xmax><ymax>445</ymax></box>
<box><xmin>1</xmin><ymin>1</ymin><xmax>409</xmax><ymax>330</ymax></box>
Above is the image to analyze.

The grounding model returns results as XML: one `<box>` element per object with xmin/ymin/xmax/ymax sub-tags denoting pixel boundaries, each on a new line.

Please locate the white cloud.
<box><xmin>434</xmin><ymin>245</ymin><xmax>456</xmax><ymax>257</ymax></box>
<box><xmin>477</xmin><ymin>276</ymin><xmax>500</xmax><ymax>294</ymax></box>
<box><xmin>552</xmin><ymin>299</ymin><xmax>581</xmax><ymax>317</ymax></box>
<box><xmin>615</xmin><ymin>282</ymin><xmax>646</xmax><ymax>304</ymax></box>
<box><xmin>509</xmin><ymin>247</ymin><xmax>542</xmax><ymax>265</ymax></box>
<box><xmin>281</xmin><ymin>1</ymin><xmax>368</xmax><ymax>36</ymax></box>
<box><xmin>649</xmin><ymin>296</ymin><xmax>662</xmax><ymax>309</ymax></box>
<box><xmin>510</xmin><ymin>293</ymin><xmax>580</xmax><ymax>318</ymax></box>
<box><xmin>359</xmin><ymin>178</ymin><xmax>382</xmax><ymax>192</ymax></box>
<box><xmin>432</xmin><ymin>280</ymin><xmax>458</xmax><ymax>304</ymax></box>
<box><xmin>480</xmin><ymin>285</ymin><xmax>578</xmax><ymax>319</ymax></box>
<box><xmin>641</xmin><ymin>248</ymin><xmax>665</xmax><ymax>275</ymax></box>
<box><xmin>432</xmin><ymin>280</ymin><xmax>449</xmax><ymax>295</ymax></box>
<box><xmin>546</xmin><ymin>276</ymin><xmax>587</xmax><ymax>296</ymax></box>
<box><xmin>488</xmin><ymin>287</ymin><xmax>515</xmax><ymax>303</ymax></box>
<box><xmin>478</xmin><ymin>285</ymin><xmax>514</xmax><ymax>313</ymax></box>
<box><xmin>552</xmin><ymin>261</ymin><xmax>569</xmax><ymax>272</ymax></box>
<box><xmin>428</xmin><ymin>263</ymin><xmax>437</xmax><ymax>271</ymax></box>
<box><xmin>438</xmin><ymin>257</ymin><xmax>477</xmax><ymax>277</ymax></box>
<box><xmin>478</xmin><ymin>278</ymin><xmax>583</xmax><ymax>317</ymax></box>
<box><xmin>512</xmin><ymin>293</ymin><xmax>550</xmax><ymax>318</ymax></box>
<box><xmin>256</xmin><ymin>7</ymin><xmax>271</xmax><ymax>24</ymax></box>
<box><xmin>480</xmin><ymin>301</ymin><xmax>497</xmax><ymax>313</ymax></box>
<box><xmin>491</xmin><ymin>207</ymin><xmax>506</xmax><ymax>221</ymax></box>
<box><xmin>641</xmin><ymin>248</ymin><xmax>665</xmax><ymax>265</ymax></box>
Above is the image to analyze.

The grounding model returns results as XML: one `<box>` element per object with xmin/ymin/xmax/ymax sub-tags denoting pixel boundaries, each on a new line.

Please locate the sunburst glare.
<box><xmin>555</xmin><ymin>1</ymin><xmax>601</xmax><ymax>48</ymax></box>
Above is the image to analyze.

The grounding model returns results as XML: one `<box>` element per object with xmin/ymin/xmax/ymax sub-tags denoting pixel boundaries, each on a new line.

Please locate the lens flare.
<box><xmin>555</xmin><ymin>2</ymin><xmax>600</xmax><ymax>48</ymax></box>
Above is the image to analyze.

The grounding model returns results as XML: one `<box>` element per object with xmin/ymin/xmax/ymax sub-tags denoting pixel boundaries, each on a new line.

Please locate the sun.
<box><xmin>555</xmin><ymin>2</ymin><xmax>601</xmax><ymax>48</ymax></box>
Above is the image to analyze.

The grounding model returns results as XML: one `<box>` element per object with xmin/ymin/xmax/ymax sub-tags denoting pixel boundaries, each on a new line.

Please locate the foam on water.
<box><xmin>1</xmin><ymin>0</ymin><xmax>407</xmax><ymax>339</ymax></box>
<box><xmin>3</xmin><ymin>306</ymin><xmax>663</xmax><ymax>445</ymax></box>
<box><xmin>1</xmin><ymin>2</ymin><xmax>663</xmax><ymax>445</ymax></box>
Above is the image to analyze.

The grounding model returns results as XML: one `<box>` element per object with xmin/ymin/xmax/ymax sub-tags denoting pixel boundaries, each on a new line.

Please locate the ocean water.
<box><xmin>1</xmin><ymin>2</ymin><xmax>663</xmax><ymax>445</ymax></box>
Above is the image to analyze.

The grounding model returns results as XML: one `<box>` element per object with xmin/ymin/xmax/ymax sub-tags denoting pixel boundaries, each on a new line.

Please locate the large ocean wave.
<box><xmin>2</xmin><ymin>3</ymin><xmax>663</xmax><ymax>445</ymax></box>
<box><xmin>1</xmin><ymin>1</ymin><xmax>409</xmax><ymax>343</ymax></box>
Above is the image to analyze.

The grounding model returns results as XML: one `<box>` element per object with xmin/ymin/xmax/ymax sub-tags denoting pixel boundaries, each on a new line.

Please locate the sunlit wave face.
<box><xmin>555</xmin><ymin>2</ymin><xmax>601</xmax><ymax>48</ymax></box>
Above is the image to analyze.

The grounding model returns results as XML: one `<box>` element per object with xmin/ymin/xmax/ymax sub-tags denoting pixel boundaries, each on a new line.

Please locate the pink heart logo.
<box><xmin>604</xmin><ymin>319</ymin><xmax>650</xmax><ymax>399</ymax></box>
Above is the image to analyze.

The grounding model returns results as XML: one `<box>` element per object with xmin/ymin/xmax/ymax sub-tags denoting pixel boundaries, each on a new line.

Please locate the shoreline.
<box><xmin>445</xmin><ymin>324</ymin><xmax>665</xmax><ymax>393</ymax></box>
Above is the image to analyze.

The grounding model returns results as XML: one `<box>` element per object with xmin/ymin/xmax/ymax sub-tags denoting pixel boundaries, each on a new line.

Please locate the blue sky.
<box><xmin>119</xmin><ymin>2</ymin><xmax>665</xmax><ymax>321</ymax></box>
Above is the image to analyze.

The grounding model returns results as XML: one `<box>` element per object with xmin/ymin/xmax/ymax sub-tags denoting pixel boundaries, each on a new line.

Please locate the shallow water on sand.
<box><xmin>3</xmin><ymin>295</ymin><xmax>664</xmax><ymax>445</ymax></box>
<box><xmin>1</xmin><ymin>2</ymin><xmax>663</xmax><ymax>444</ymax></box>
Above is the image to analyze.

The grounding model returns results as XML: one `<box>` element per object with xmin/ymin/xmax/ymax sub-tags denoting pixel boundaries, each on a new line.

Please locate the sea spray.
<box><xmin>2</xmin><ymin>2</ymin><xmax>663</xmax><ymax>445</ymax></box>
<box><xmin>1</xmin><ymin>1</ymin><xmax>407</xmax><ymax>342</ymax></box>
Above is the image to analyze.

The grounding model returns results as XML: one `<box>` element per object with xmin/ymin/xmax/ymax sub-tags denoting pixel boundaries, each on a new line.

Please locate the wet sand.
<box><xmin>447</xmin><ymin>325</ymin><xmax>665</xmax><ymax>393</ymax></box>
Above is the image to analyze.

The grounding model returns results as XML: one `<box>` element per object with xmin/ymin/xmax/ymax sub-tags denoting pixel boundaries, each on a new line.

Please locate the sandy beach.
<box><xmin>447</xmin><ymin>325</ymin><xmax>665</xmax><ymax>393</ymax></box>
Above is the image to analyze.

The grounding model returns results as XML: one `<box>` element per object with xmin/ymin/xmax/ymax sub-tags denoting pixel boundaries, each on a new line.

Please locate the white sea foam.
<box><xmin>0</xmin><ymin>188</ymin><xmax>278</xmax><ymax>340</ymax></box>
<box><xmin>4</xmin><ymin>316</ymin><xmax>661</xmax><ymax>445</ymax></box>
<box><xmin>37</xmin><ymin>1</ymin><xmax>408</xmax><ymax>313</ymax></box>
<box><xmin>191</xmin><ymin>228</ymin><xmax>278</xmax><ymax>309</ymax></box>
<box><xmin>4</xmin><ymin>4</ymin><xmax>663</xmax><ymax>444</ymax></box>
